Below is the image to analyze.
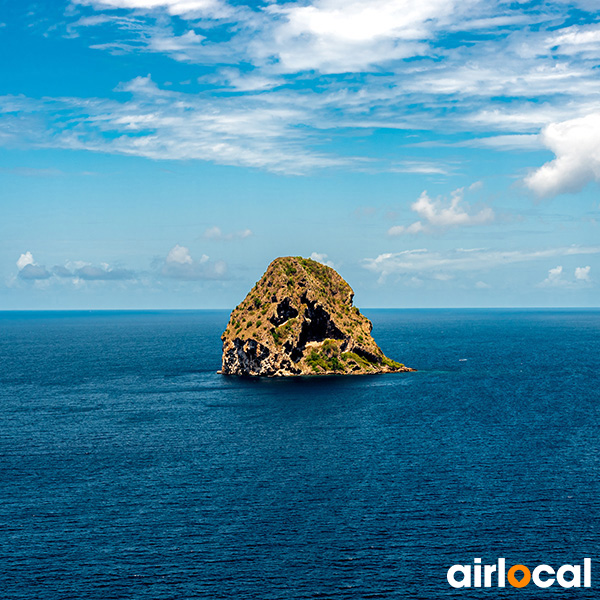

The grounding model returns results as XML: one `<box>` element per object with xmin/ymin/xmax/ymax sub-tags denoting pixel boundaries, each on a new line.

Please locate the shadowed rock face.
<box><xmin>220</xmin><ymin>256</ymin><xmax>415</xmax><ymax>377</ymax></box>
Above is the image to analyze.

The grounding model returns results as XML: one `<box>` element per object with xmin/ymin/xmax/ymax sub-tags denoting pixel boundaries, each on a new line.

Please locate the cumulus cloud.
<box><xmin>16</xmin><ymin>252</ymin><xmax>35</xmax><ymax>270</ymax></box>
<box><xmin>525</xmin><ymin>113</ymin><xmax>600</xmax><ymax>197</ymax></box>
<box><xmin>575</xmin><ymin>265</ymin><xmax>591</xmax><ymax>281</ymax></box>
<box><xmin>412</xmin><ymin>188</ymin><xmax>494</xmax><ymax>226</ymax></box>
<box><xmin>262</xmin><ymin>0</ymin><xmax>466</xmax><ymax>74</ymax></box>
<box><xmin>16</xmin><ymin>252</ymin><xmax>51</xmax><ymax>280</ymax></box>
<box><xmin>388</xmin><ymin>188</ymin><xmax>494</xmax><ymax>236</ymax></box>
<box><xmin>309</xmin><ymin>252</ymin><xmax>334</xmax><ymax>268</ymax></box>
<box><xmin>259</xmin><ymin>0</ymin><xmax>547</xmax><ymax>78</ymax></box>
<box><xmin>203</xmin><ymin>226</ymin><xmax>253</xmax><ymax>241</ymax></box>
<box><xmin>166</xmin><ymin>244</ymin><xmax>194</xmax><ymax>265</ymax></box>
<box><xmin>160</xmin><ymin>244</ymin><xmax>227</xmax><ymax>279</ymax></box>
<box><xmin>540</xmin><ymin>265</ymin><xmax>565</xmax><ymax>287</ymax></box>
<box><xmin>539</xmin><ymin>265</ymin><xmax>592</xmax><ymax>288</ymax></box>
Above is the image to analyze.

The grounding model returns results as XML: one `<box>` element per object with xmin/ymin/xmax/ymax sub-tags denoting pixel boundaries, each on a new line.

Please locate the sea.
<box><xmin>1</xmin><ymin>309</ymin><xmax>599</xmax><ymax>599</ymax></box>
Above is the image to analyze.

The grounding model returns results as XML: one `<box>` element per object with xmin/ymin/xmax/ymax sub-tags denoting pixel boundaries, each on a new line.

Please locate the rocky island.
<box><xmin>220</xmin><ymin>256</ymin><xmax>415</xmax><ymax>376</ymax></box>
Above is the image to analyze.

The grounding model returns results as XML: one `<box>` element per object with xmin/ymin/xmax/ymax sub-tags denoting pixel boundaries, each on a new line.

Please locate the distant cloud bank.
<box><xmin>13</xmin><ymin>244</ymin><xmax>229</xmax><ymax>287</ymax></box>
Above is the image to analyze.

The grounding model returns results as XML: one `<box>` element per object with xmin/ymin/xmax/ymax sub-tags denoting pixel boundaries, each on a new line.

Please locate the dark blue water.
<box><xmin>1</xmin><ymin>309</ymin><xmax>599</xmax><ymax>599</ymax></box>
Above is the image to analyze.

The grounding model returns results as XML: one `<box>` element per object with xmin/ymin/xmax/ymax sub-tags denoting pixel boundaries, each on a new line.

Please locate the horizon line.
<box><xmin>1</xmin><ymin>307</ymin><xmax>599</xmax><ymax>313</ymax></box>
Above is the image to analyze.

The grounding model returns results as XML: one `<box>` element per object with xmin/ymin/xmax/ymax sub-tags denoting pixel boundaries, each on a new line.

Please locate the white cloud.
<box><xmin>525</xmin><ymin>113</ymin><xmax>600</xmax><ymax>197</ymax></box>
<box><xmin>548</xmin><ymin>24</ymin><xmax>600</xmax><ymax>57</ymax></box>
<box><xmin>16</xmin><ymin>254</ymin><xmax>134</xmax><ymax>282</ymax></box>
<box><xmin>203</xmin><ymin>226</ymin><xmax>253</xmax><ymax>241</ymax></box>
<box><xmin>408</xmin><ymin>61</ymin><xmax>599</xmax><ymax>103</ymax></box>
<box><xmin>575</xmin><ymin>265</ymin><xmax>591</xmax><ymax>281</ymax></box>
<box><xmin>388</xmin><ymin>188</ymin><xmax>494</xmax><ymax>236</ymax></box>
<box><xmin>412</xmin><ymin>188</ymin><xmax>493</xmax><ymax>227</ymax></box>
<box><xmin>539</xmin><ymin>264</ymin><xmax>593</xmax><ymax>288</ymax></box>
<box><xmin>13</xmin><ymin>247</ymin><xmax>232</xmax><ymax>285</ymax></box>
<box><xmin>166</xmin><ymin>244</ymin><xmax>193</xmax><ymax>264</ymax></box>
<box><xmin>282</xmin><ymin>0</ymin><xmax>453</xmax><ymax>43</ymax></box>
<box><xmin>16</xmin><ymin>252</ymin><xmax>51</xmax><ymax>280</ymax></box>
<box><xmin>161</xmin><ymin>244</ymin><xmax>227</xmax><ymax>279</ymax></box>
<box><xmin>309</xmin><ymin>252</ymin><xmax>334</xmax><ymax>267</ymax></box>
<box><xmin>432</xmin><ymin>272</ymin><xmax>453</xmax><ymax>281</ymax></box>
<box><xmin>406</xmin><ymin>276</ymin><xmax>424</xmax><ymax>287</ymax></box>
<box><xmin>3</xmin><ymin>1</ymin><xmax>600</xmax><ymax>175</ymax></box>
<box><xmin>363</xmin><ymin>245</ymin><xmax>600</xmax><ymax>280</ymax></box>
<box><xmin>16</xmin><ymin>251</ymin><xmax>35</xmax><ymax>270</ymax></box>
<box><xmin>18</xmin><ymin>76</ymin><xmax>349</xmax><ymax>175</ymax></box>
<box><xmin>466</xmin><ymin>134</ymin><xmax>542</xmax><ymax>150</ymax></box>
<box><xmin>148</xmin><ymin>30</ymin><xmax>205</xmax><ymax>56</ymax></box>
<box><xmin>73</xmin><ymin>0</ymin><xmax>227</xmax><ymax>17</ymax></box>
<box><xmin>540</xmin><ymin>265</ymin><xmax>565</xmax><ymax>287</ymax></box>
<box><xmin>264</xmin><ymin>0</ymin><xmax>479</xmax><ymax>74</ymax></box>
<box><xmin>74</xmin><ymin>264</ymin><xmax>135</xmax><ymax>280</ymax></box>
<box><xmin>390</xmin><ymin>161</ymin><xmax>451</xmax><ymax>175</ymax></box>
<box><xmin>52</xmin><ymin>261</ymin><xmax>136</xmax><ymax>281</ymax></box>
<box><xmin>388</xmin><ymin>222</ymin><xmax>425</xmax><ymax>236</ymax></box>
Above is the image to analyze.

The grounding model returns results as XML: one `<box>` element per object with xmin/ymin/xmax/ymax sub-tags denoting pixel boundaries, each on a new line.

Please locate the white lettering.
<box><xmin>557</xmin><ymin>564</ymin><xmax>580</xmax><ymax>588</ymax></box>
<box><xmin>447</xmin><ymin>565</ymin><xmax>472</xmax><ymax>588</ymax></box>
<box><xmin>498</xmin><ymin>558</ymin><xmax>506</xmax><ymax>588</ymax></box>
<box><xmin>532</xmin><ymin>565</ymin><xmax>555</xmax><ymax>588</ymax></box>
<box><xmin>585</xmin><ymin>558</ymin><xmax>591</xmax><ymax>587</ymax></box>
<box><xmin>474</xmin><ymin>558</ymin><xmax>482</xmax><ymax>587</ymax></box>
<box><xmin>447</xmin><ymin>558</ymin><xmax>592</xmax><ymax>589</ymax></box>
<box><xmin>484</xmin><ymin>564</ymin><xmax>497</xmax><ymax>587</ymax></box>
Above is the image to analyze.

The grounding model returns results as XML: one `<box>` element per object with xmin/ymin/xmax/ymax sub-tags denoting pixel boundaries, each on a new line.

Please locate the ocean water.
<box><xmin>1</xmin><ymin>309</ymin><xmax>599</xmax><ymax>599</ymax></box>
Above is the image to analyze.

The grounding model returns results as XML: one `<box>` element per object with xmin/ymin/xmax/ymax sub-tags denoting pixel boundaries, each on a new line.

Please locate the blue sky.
<box><xmin>1</xmin><ymin>0</ymin><xmax>599</xmax><ymax>309</ymax></box>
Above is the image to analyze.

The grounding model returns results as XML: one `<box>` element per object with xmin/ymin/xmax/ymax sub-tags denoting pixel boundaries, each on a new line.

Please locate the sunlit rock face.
<box><xmin>220</xmin><ymin>256</ymin><xmax>415</xmax><ymax>377</ymax></box>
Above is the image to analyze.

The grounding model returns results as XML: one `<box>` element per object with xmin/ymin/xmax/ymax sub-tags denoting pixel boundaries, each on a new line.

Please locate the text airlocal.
<box><xmin>447</xmin><ymin>558</ymin><xmax>591</xmax><ymax>589</ymax></box>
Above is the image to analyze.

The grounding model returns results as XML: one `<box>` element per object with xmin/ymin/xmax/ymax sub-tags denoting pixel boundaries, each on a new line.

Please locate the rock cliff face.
<box><xmin>220</xmin><ymin>256</ymin><xmax>415</xmax><ymax>377</ymax></box>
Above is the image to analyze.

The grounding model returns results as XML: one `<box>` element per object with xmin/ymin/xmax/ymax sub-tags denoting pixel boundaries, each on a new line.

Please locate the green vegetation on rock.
<box><xmin>220</xmin><ymin>256</ymin><xmax>415</xmax><ymax>377</ymax></box>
